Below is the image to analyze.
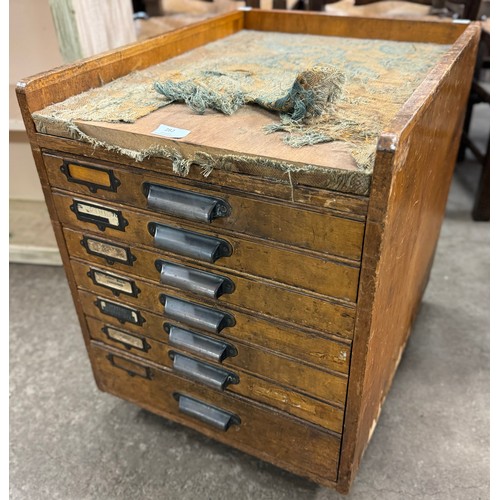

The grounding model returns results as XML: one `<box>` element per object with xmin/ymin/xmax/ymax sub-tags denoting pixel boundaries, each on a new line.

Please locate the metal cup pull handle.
<box><xmin>174</xmin><ymin>393</ymin><xmax>240</xmax><ymax>431</ymax></box>
<box><xmin>166</xmin><ymin>325</ymin><xmax>237</xmax><ymax>362</ymax></box>
<box><xmin>160</xmin><ymin>295</ymin><xmax>235</xmax><ymax>334</ymax></box>
<box><xmin>145</xmin><ymin>183</ymin><xmax>231</xmax><ymax>222</ymax></box>
<box><xmin>156</xmin><ymin>260</ymin><xmax>234</xmax><ymax>299</ymax></box>
<box><xmin>148</xmin><ymin>223</ymin><xmax>232</xmax><ymax>263</ymax></box>
<box><xmin>170</xmin><ymin>352</ymin><xmax>239</xmax><ymax>390</ymax></box>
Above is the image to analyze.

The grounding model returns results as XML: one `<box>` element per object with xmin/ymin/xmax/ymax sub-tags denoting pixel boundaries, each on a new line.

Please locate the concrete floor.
<box><xmin>10</xmin><ymin>121</ymin><xmax>489</xmax><ymax>497</ymax></box>
<box><xmin>9</xmin><ymin>168</ymin><xmax>489</xmax><ymax>500</ymax></box>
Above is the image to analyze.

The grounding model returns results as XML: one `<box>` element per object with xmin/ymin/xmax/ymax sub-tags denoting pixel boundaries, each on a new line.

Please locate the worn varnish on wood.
<box><xmin>16</xmin><ymin>10</ymin><xmax>479</xmax><ymax>494</ymax></box>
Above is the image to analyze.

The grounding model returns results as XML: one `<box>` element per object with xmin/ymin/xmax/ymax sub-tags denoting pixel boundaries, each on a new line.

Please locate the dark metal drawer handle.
<box><xmin>166</xmin><ymin>325</ymin><xmax>237</xmax><ymax>362</ymax></box>
<box><xmin>145</xmin><ymin>183</ymin><xmax>231</xmax><ymax>222</ymax></box>
<box><xmin>160</xmin><ymin>295</ymin><xmax>235</xmax><ymax>334</ymax></box>
<box><xmin>148</xmin><ymin>223</ymin><xmax>232</xmax><ymax>263</ymax></box>
<box><xmin>170</xmin><ymin>352</ymin><xmax>239</xmax><ymax>390</ymax></box>
<box><xmin>174</xmin><ymin>393</ymin><xmax>240</xmax><ymax>431</ymax></box>
<box><xmin>156</xmin><ymin>260</ymin><xmax>234</xmax><ymax>299</ymax></box>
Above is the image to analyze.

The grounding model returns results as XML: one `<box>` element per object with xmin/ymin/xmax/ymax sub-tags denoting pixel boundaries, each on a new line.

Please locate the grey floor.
<box><xmin>10</xmin><ymin>115</ymin><xmax>489</xmax><ymax>499</ymax></box>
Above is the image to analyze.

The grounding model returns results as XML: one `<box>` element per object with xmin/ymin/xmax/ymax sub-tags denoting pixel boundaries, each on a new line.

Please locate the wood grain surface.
<box><xmin>43</xmin><ymin>151</ymin><xmax>369</xmax><ymax>219</ymax></box>
<box><xmin>337</xmin><ymin>23</ymin><xmax>481</xmax><ymax>493</ymax></box>
<box><xmin>86</xmin><ymin>316</ymin><xmax>347</xmax><ymax>433</ymax></box>
<box><xmin>69</xmin><ymin>253</ymin><xmax>356</xmax><ymax>336</ymax></box>
<box><xmin>78</xmin><ymin>282</ymin><xmax>352</xmax><ymax>368</ymax></box>
<box><xmin>90</xmin><ymin>341</ymin><xmax>341</xmax><ymax>486</ymax></box>
<box><xmin>62</xmin><ymin>224</ymin><xmax>360</xmax><ymax>301</ymax></box>
<box><xmin>38</xmin><ymin>104</ymin><xmax>361</xmax><ymax>178</ymax></box>
<box><xmin>244</xmin><ymin>9</ymin><xmax>468</xmax><ymax>44</ymax></box>
<box><xmin>51</xmin><ymin>190</ymin><xmax>366</xmax><ymax>261</ymax></box>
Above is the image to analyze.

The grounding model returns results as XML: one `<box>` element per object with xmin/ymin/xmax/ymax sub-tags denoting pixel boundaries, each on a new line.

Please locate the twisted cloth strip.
<box><xmin>155</xmin><ymin>64</ymin><xmax>346</xmax><ymax>122</ymax></box>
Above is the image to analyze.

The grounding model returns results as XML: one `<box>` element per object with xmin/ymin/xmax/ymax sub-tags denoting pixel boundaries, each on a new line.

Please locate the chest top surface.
<box><xmin>32</xmin><ymin>29</ymin><xmax>450</xmax><ymax>196</ymax></box>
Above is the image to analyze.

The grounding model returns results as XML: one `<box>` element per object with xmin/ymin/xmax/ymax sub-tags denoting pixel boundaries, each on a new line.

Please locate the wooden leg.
<box><xmin>308</xmin><ymin>0</ymin><xmax>325</xmax><ymax>10</ymax></box>
<box><xmin>273</xmin><ymin>0</ymin><xmax>288</xmax><ymax>8</ymax></box>
<box><xmin>472</xmin><ymin>139</ymin><xmax>490</xmax><ymax>221</ymax></box>
<box><xmin>458</xmin><ymin>97</ymin><xmax>474</xmax><ymax>162</ymax></box>
<box><xmin>144</xmin><ymin>0</ymin><xmax>163</xmax><ymax>17</ymax></box>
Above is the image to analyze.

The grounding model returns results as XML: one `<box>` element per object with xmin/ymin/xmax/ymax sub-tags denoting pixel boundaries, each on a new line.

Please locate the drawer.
<box><xmin>90</xmin><ymin>342</ymin><xmax>340</xmax><ymax>484</ymax></box>
<box><xmin>78</xmin><ymin>290</ymin><xmax>349</xmax><ymax>405</ymax></box>
<box><xmin>63</xmin><ymin>225</ymin><xmax>359</xmax><ymax>302</ymax></box>
<box><xmin>50</xmin><ymin>183</ymin><xmax>364</xmax><ymax>261</ymax></box>
<box><xmin>76</xmin><ymin>282</ymin><xmax>350</xmax><ymax>371</ymax></box>
<box><xmin>43</xmin><ymin>152</ymin><xmax>369</xmax><ymax>218</ymax></box>
<box><xmin>70</xmin><ymin>257</ymin><xmax>355</xmax><ymax>338</ymax></box>
<box><xmin>87</xmin><ymin>317</ymin><xmax>345</xmax><ymax>433</ymax></box>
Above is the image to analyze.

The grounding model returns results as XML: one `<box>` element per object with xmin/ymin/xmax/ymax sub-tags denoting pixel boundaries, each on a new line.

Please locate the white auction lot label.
<box><xmin>152</xmin><ymin>123</ymin><xmax>191</xmax><ymax>139</ymax></box>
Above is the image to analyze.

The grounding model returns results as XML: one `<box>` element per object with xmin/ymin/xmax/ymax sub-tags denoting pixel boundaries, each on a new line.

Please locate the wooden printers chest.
<box><xmin>17</xmin><ymin>10</ymin><xmax>479</xmax><ymax>494</ymax></box>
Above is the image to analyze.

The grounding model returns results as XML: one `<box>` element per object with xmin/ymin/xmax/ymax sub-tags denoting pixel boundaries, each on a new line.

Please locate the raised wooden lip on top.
<box><xmin>17</xmin><ymin>9</ymin><xmax>472</xmax><ymax>147</ymax></box>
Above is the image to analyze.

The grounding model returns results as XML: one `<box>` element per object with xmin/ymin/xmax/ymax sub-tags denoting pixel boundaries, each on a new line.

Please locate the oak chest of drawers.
<box><xmin>17</xmin><ymin>10</ymin><xmax>479</xmax><ymax>494</ymax></box>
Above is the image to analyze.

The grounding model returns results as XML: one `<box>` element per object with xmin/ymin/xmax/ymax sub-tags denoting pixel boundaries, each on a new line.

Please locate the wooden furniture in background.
<box><xmin>134</xmin><ymin>0</ymin><xmax>246</xmax><ymax>39</ymax></box>
<box><xmin>460</xmin><ymin>20</ymin><xmax>489</xmax><ymax>221</ymax></box>
<box><xmin>243</xmin><ymin>0</ymin><xmax>302</xmax><ymax>8</ymax></box>
<box><xmin>48</xmin><ymin>0</ymin><xmax>137</xmax><ymax>62</ymax></box>
<box><xmin>314</xmin><ymin>0</ymin><xmax>488</xmax><ymax>19</ymax></box>
<box><xmin>16</xmin><ymin>11</ymin><xmax>480</xmax><ymax>493</ymax></box>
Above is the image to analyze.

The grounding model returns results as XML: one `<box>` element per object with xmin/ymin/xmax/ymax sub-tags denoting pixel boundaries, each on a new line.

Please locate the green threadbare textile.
<box><xmin>150</xmin><ymin>31</ymin><xmax>449</xmax><ymax>169</ymax></box>
<box><xmin>33</xmin><ymin>115</ymin><xmax>371</xmax><ymax>195</ymax></box>
<box><xmin>154</xmin><ymin>64</ymin><xmax>346</xmax><ymax>122</ymax></box>
<box><xmin>33</xmin><ymin>30</ymin><xmax>450</xmax><ymax>173</ymax></box>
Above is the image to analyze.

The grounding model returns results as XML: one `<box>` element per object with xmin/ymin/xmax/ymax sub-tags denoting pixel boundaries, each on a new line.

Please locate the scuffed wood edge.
<box><xmin>15</xmin><ymin>85</ymin><xmax>105</xmax><ymax>389</ymax></box>
<box><xmin>386</xmin><ymin>23</ymin><xmax>483</xmax><ymax>146</ymax></box>
<box><xmin>336</xmin><ymin>23</ymin><xmax>481</xmax><ymax>494</ymax></box>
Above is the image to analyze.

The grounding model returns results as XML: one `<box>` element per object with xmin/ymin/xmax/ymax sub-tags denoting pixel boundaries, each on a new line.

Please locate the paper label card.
<box><xmin>152</xmin><ymin>124</ymin><xmax>191</xmax><ymax>139</ymax></box>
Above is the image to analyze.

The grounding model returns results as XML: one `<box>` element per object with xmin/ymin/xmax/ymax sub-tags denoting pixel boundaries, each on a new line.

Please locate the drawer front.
<box><xmin>90</xmin><ymin>342</ymin><xmax>340</xmax><ymax>484</ymax></box>
<box><xmin>87</xmin><ymin>317</ymin><xmax>345</xmax><ymax>433</ymax></box>
<box><xmin>70</xmin><ymin>258</ymin><xmax>355</xmax><ymax>338</ymax></box>
<box><xmin>78</xmin><ymin>290</ymin><xmax>349</xmax><ymax>405</ymax></box>
<box><xmin>78</xmin><ymin>279</ymin><xmax>350</xmax><ymax>370</ymax></box>
<box><xmin>43</xmin><ymin>152</ymin><xmax>369</xmax><ymax>218</ymax></box>
<box><xmin>51</xmin><ymin>184</ymin><xmax>364</xmax><ymax>261</ymax></box>
<box><xmin>63</xmin><ymin>225</ymin><xmax>359</xmax><ymax>302</ymax></box>
<box><xmin>75</xmin><ymin>284</ymin><xmax>351</xmax><ymax>373</ymax></box>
